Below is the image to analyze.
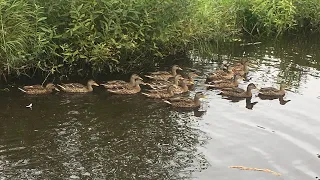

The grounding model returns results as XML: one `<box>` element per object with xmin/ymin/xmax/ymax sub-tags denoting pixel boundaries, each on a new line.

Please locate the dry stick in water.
<box><xmin>228</xmin><ymin>166</ymin><xmax>281</xmax><ymax>176</ymax></box>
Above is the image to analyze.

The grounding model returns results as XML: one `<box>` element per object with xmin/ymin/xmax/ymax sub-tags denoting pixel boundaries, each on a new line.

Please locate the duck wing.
<box><xmin>23</xmin><ymin>84</ymin><xmax>44</xmax><ymax>90</ymax></box>
<box><xmin>149</xmin><ymin>71</ymin><xmax>170</xmax><ymax>75</ymax></box>
<box><xmin>260</xmin><ymin>87</ymin><xmax>278</xmax><ymax>92</ymax></box>
<box><xmin>221</xmin><ymin>87</ymin><xmax>245</xmax><ymax>93</ymax></box>
<box><xmin>64</xmin><ymin>83</ymin><xmax>86</xmax><ymax>88</ymax></box>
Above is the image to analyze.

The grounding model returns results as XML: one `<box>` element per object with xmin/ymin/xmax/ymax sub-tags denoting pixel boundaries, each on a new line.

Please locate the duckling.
<box><xmin>163</xmin><ymin>92</ymin><xmax>206</xmax><ymax>108</ymax></box>
<box><xmin>205</xmin><ymin>65</ymin><xmax>234</xmax><ymax>83</ymax></box>
<box><xmin>145</xmin><ymin>74</ymin><xmax>183</xmax><ymax>90</ymax></box>
<box><xmin>145</xmin><ymin>65</ymin><xmax>182</xmax><ymax>81</ymax></box>
<box><xmin>258</xmin><ymin>84</ymin><xmax>287</xmax><ymax>97</ymax></box>
<box><xmin>107</xmin><ymin>79</ymin><xmax>145</xmax><ymax>95</ymax></box>
<box><xmin>141</xmin><ymin>85</ymin><xmax>175</xmax><ymax>99</ymax></box>
<box><xmin>57</xmin><ymin>80</ymin><xmax>99</xmax><ymax>93</ymax></box>
<box><xmin>18</xmin><ymin>83</ymin><xmax>60</xmax><ymax>95</ymax></box>
<box><xmin>205</xmin><ymin>74</ymin><xmax>243</xmax><ymax>89</ymax></box>
<box><xmin>100</xmin><ymin>74</ymin><xmax>143</xmax><ymax>89</ymax></box>
<box><xmin>218</xmin><ymin>83</ymin><xmax>257</xmax><ymax>98</ymax></box>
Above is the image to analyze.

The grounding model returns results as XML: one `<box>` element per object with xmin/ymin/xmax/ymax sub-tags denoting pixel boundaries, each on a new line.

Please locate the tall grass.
<box><xmin>1</xmin><ymin>0</ymin><xmax>320</xmax><ymax>81</ymax></box>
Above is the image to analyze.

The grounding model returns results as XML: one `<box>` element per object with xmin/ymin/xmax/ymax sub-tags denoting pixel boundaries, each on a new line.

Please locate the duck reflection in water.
<box><xmin>258</xmin><ymin>94</ymin><xmax>291</xmax><ymax>105</ymax></box>
<box><xmin>245</xmin><ymin>97</ymin><xmax>258</xmax><ymax>110</ymax></box>
<box><xmin>222</xmin><ymin>96</ymin><xmax>258</xmax><ymax>110</ymax></box>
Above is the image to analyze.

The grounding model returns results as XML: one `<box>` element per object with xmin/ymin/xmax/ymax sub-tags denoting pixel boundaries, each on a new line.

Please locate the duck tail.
<box><xmin>56</xmin><ymin>84</ymin><xmax>65</xmax><ymax>90</ymax></box>
<box><xmin>163</xmin><ymin>100</ymin><xmax>172</xmax><ymax>105</ymax></box>
<box><xmin>18</xmin><ymin>87</ymin><xmax>26</xmax><ymax>93</ymax></box>
<box><xmin>141</xmin><ymin>92</ymin><xmax>150</xmax><ymax>97</ymax></box>
<box><xmin>144</xmin><ymin>75</ymin><xmax>156</xmax><ymax>80</ymax></box>
<box><xmin>100</xmin><ymin>84</ymin><xmax>113</xmax><ymax>89</ymax></box>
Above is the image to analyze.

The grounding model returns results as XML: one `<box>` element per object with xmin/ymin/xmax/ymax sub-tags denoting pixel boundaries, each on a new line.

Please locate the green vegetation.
<box><xmin>0</xmin><ymin>0</ymin><xmax>320</xmax><ymax>81</ymax></box>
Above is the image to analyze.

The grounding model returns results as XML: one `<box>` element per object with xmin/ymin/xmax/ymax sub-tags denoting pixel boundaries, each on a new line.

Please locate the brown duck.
<box><xmin>100</xmin><ymin>74</ymin><xmax>143</xmax><ymax>89</ymax></box>
<box><xmin>205</xmin><ymin>65</ymin><xmax>234</xmax><ymax>83</ymax></box>
<box><xmin>184</xmin><ymin>72</ymin><xmax>198</xmax><ymax>86</ymax></box>
<box><xmin>164</xmin><ymin>92</ymin><xmax>206</xmax><ymax>108</ymax></box>
<box><xmin>145</xmin><ymin>65</ymin><xmax>182</xmax><ymax>81</ymax></box>
<box><xmin>173</xmin><ymin>79</ymin><xmax>189</xmax><ymax>94</ymax></box>
<box><xmin>107</xmin><ymin>79</ymin><xmax>145</xmax><ymax>95</ymax></box>
<box><xmin>147</xmin><ymin>78</ymin><xmax>189</xmax><ymax>94</ymax></box>
<box><xmin>57</xmin><ymin>80</ymin><xmax>99</xmax><ymax>93</ymax></box>
<box><xmin>141</xmin><ymin>85</ymin><xmax>175</xmax><ymax>99</ymax></box>
<box><xmin>218</xmin><ymin>83</ymin><xmax>258</xmax><ymax>98</ymax></box>
<box><xmin>205</xmin><ymin>74</ymin><xmax>243</xmax><ymax>89</ymax></box>
<box><xmin>146</xmin><ymin>74</ymin><xmax>183</xmax><ymax>90</ymax></box>
<box><xmin>18</xmin><ymin>83</ymin><xmax>60</xmax><ymax>94</ymax></box>
<box><xmin>258</xmin><ymin>84</ymin><xmax>287</xmax><ymax>97</ymax></box>
<box><xmin>231</xmin><ymin>58</ymin><xmax>247</xmax><ymax>70</ymax></box>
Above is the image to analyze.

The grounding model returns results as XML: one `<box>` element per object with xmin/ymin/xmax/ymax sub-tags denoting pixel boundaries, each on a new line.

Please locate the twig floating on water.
<box><xmin>26</xmin><ymin>103</ymin><xmax>33</xmax><ymax>109</ymax></box>
<box><xmin>240</xmin><ymin>42</ymin><xmax>262</xmax><ymax>46</ymax></box>
<box><xmin>228</xmin><ymin>166</ymin><xmax>281</xmax><ymax>176</ymax></box>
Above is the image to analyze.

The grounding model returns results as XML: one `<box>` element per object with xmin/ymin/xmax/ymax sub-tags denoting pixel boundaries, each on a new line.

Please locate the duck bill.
<box><xmin>54</xmin><ymin>87</ymin><xmax>60</xmax><ymax>91</ymax></box>
<box><xmin>178</xmin><ymin>67</ymin><xmax>183</xmax><ymax>70</ymax></box>
<box><xmin>93</xmin><ymin>83</ymin><xmax>99</xmax><ymax>86</ymax></box>
<box><xmin>138</xmin><ymin>77</ymin><xmax>143</xmax><ymax>80</ymax></box>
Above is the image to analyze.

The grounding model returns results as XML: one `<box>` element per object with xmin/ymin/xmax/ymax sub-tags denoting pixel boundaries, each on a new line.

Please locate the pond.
<box><xmin>1</xmin><ymin>36</ymin><xmax>320</xmax><ymax>179</ymax></box>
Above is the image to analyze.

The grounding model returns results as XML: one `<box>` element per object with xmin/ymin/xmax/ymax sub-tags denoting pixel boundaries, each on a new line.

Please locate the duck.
<box><xmin>184</xmin><ymin>72</ymin><xmax>198</xmax><ymax>86</ymax></box>
<box><xmin>205</xmin><ymin>65</ymin><xmax>234</xmax><ymax>83</ymax></box>
<box><xmin>258</xmin><ymin>84</ymin><xmax>287</xmax><ymax>97</ymax></box>
<box><xmin>218</xmin><ymin>83</ymin><xmax>258</xmax><ymax>98</ymax></box>
<box><xmin>144</xmin><ymin>65</ymin><xmax>183</xmax><ymax>81</ymax></box>
<box><xmin>57</xmin><ymin>80</ymin><xmax>99</xmax><ymax>93</ymax></box>
<box><xmin>233</xmin><ymin>62</ymin><xmax>249</xmax><ymax>76</ymax></box>
<box><xmin>163</xmin><ymin>92</ymin><xmax>206</xmax><ymax>108</ymax></box>
<box><xmin>173</xmin><ymin>79</ymin><xmax>189</xmax><ymax>94</ymax></box>
<box><xmin>18</xmin><ymin>83</ymin><xmax>60</xmax><ymax>94</ymax></box>
<box><xmin>100</xmin><ymin>74</ymin><xmax>143</xmax><ymax>89</ymax></box>
<box><xmin>107</xmin><ymin>79</ymin><xmax>145</xmax><ymax>95</ymax></box>
<box><xmin>231</xmin><ymin>58</ymin><xmax>247</xmax><ymax>70</ymax></box>
<box><xmin>147</xmin><ymin>78</ymin><xmax>189</xmax><ymax>94</ymax></box>
<box><xmin>182</xmin><ymin>72</ymin><xmax>198</xmax><ymax>90</ymax></box>
<box><xmin>205</xmin><ymin>74</ymin><xmax>243</xmax><ymax>89</ymax></box>
<box><xmin>145</xmin><ymin>74</ymin><xmax>183</xmax><ymax>90</ymax></box>
<box><xmin>141</xmin><ymin>85</ymin><xmax>175</xmax><ymax>99</ymax></box>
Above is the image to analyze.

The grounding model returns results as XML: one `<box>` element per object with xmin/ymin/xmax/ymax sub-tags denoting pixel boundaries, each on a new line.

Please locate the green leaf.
<box><xmin>37</xmin><ymin>17</ymin><xmax>47</xmax><ymax>22</ymax></box>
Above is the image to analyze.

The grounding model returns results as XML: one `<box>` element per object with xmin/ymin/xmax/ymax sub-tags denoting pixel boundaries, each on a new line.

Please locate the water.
<box><xmin>1</xmin><ymin>36</ymin><xmax>320</xmax><ymax>179</ymax></box>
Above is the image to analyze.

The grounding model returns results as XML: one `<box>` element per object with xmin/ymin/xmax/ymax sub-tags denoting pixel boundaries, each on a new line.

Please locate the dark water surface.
<box><xmin>1</xmin><ymin>37</ymin><xmax>320</xmax><ymax>179</ymax></box>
